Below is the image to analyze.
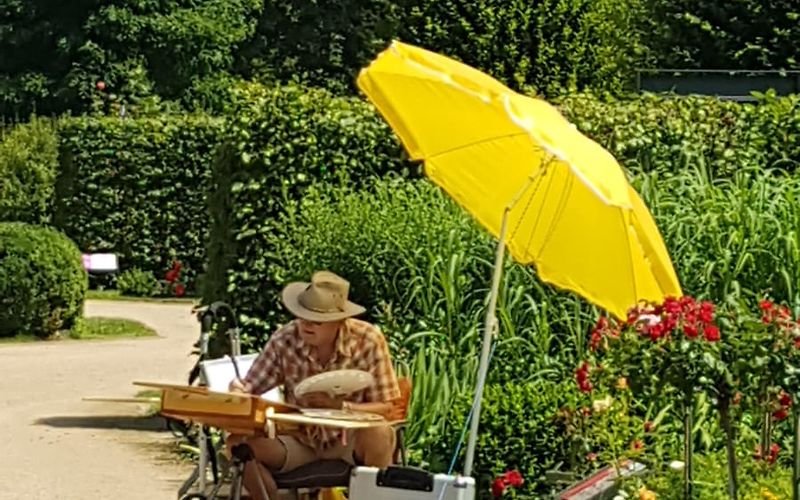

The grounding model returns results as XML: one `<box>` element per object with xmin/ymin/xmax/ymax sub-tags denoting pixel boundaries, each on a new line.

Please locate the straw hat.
<box><xmin>281</xmin><ymin>271</ymin><xmax>366</xmax><ymax>322</ymax></box>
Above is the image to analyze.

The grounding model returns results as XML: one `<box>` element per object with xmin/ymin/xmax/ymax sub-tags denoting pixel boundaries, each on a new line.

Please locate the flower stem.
<box><xmin>719</xmin><ymin>397</ymin><xmax>738</xmax><ymax>500</ymax></box>
<box><xmin>793</xmin><ymin>407</ymin><xmax>800</xmax><ymax>500</ymax></box>
<box><xmin>684</xmin><ymin>392</ymin><xmax>693</xmax><ymax>500</ymax></box>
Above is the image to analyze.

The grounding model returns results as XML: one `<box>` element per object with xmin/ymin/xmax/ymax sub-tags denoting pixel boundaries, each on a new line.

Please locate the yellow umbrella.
<box><xmin>357</xmin><ymin>41</ymin><xmax>682</xmax><ymax>475</ymax></box>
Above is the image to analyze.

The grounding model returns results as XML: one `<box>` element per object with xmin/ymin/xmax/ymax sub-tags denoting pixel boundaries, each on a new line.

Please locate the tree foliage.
<box><xmin>239</xmin><ymin>0</ymin><xmax>644</xmax><ymax>96</ymax></box>
<box><xmin>0</xmin><ymin>0</ymin><xmax>261</xmax><ymax>119</ymax></box>
<box><xmin>641</xmin><ymin>0</ymin><xmax>800</xmax><ymax>70</ymax></box>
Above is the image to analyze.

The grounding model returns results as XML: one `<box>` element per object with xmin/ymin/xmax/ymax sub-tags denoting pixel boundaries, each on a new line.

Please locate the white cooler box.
<box><xmin>349</xmin><ymin>466</ymin><xmax>475</xmax><ymax>500</ymax></box>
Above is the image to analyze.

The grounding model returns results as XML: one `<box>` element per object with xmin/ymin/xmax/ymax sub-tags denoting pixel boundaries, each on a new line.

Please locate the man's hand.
<box><xmin>302</xmin><ymin>392</ymin><xmax>344</xmax><ymax>410</ymax></box>
<box><xmin>229</xmin><ymin>378</ymin><xmax>251</xmax><ymax>394</ymax></box>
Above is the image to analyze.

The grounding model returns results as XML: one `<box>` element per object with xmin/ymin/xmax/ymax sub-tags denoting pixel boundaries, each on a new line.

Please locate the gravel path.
<box><xmin>0</xmin><ymin>300</ymin><xmax>200</xmax><ymax>500</ymax></box>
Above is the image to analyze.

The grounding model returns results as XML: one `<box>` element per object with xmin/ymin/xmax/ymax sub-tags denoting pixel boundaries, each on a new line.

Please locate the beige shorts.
<box><xmin>275</xmin><ymin>433</ymin><xmax>356</xmax><ymax>473</ymax></box>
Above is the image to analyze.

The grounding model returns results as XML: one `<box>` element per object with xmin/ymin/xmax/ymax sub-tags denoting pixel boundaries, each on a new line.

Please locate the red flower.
<box><xmin>575</xmin><ymin>362</ymin><xmax>593</xmax><ymax>393</ymax></box>
<box><xmin>165</xmin><ymin>269</ymin><xmax>178</xmax><ymax>283</ymax></box>
<box><xmin>648</xmin><ymin>323</ymin><xmax>665</xmax><ymax>342</ymax></box>
<box><xmin>502</xmin><ymin>471</ymin><xmax>524</xmax><ymax>488</ymax></box>
<box><xmin>679</xmin><ymin>296</ymin><xmax>696</xmax><ymax>311</ymax></box>
<box><xmin>768</xmin><ymin>443</ymin><xmax>780</xmax><ymax>464</ymax></box>
<box><xmin>631</xmin><ymin>440</ymin><xmax>644</xmax><ymax>452</ymax></box>
<box><xmin>96</xmin><ymin>80</ymin><xmax>106</xmax><ymax>91</ymax></box>
<box><xmin>491</xmin><ymin>471</ymin><xmax>524</xmax><ymax>497</ymax></box>
<box><xmin>699</xmin><ymin>301</ymin><xmax>714</xmax><ymax>323</ymax></box>
<box><xmin>174</xmin><ymin>283</ymin><xmax>186</xmax><ymax>297</ymax></box>
<box><xmin>589</xmin><ymin>330</ymin><xmax>603</xmax><ymax>351</ymax></box>
<box><xmin>795</xmin><ymin>337</ymin><xmax>800</xmax><ymax>349</ymax></box>
<box><xmin>703</xmin><ymin>325</ymin><xmax>720</xmax><ymax>342</ymax></box>
<box><xmin>760</xmin><ymin>299</ymin><xmax>775</xmax><ymax>312</ymax></box>
<box><xmin>491</xmin><ymin>478</ymin><xmax>506</xmax><ymax>498</ymax></box>
<box><xmin>172</xmin><ymin>260</ymin><xmax>182</xmax><ymax>271</ymax></box>
<box><xmin>773</xmin><ymin>408</ymin><xmax>789</xmax><ymax>421</ymax></box>
<box><xmin>644</xmin><ymin>421</ymin><xmax>655</xmax><ymax>433</ymax></box>
<box><xmin>780</xmin><ymin>392</ymin><xmax>793</xmax><ymax>408</ymax></box>
<box><xmin>663</xmin><ymin>297</ymin><xmax>681</xmax><ymax>314</ymax></box>
<box><xmin>683</xmin><ymin>323</ymin><xmax>699</xmax><ymax>338</ymax></box>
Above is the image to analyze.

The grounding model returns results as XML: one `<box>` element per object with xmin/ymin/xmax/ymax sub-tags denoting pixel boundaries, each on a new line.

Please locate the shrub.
<box><xmin>0</xmin><ymin>117</ymin><xmax>59</xmax><ymax>224</ymax></box>
<box><xmin>116</xmin><ymin>268</ymin><xmax>161</xmax><ymax>297</ymax></box>
<box><xmin>53</xmin><ymin>114</ymin><xmax>222</xmax><ymax>287</ymax></box>
<box><xmin>203</xmin><ymin>83</ymin><xmax>417</xmax><ymax>335</ymax></box>
<box><xmin>0</xmin><ymin>222</ymin><xmax>87</xmax><ymax>338</ymax></box>
<box><xmin>428</xmin><ymin>380</ymin><xmax>583</xmax><ymax>498</ymax></box>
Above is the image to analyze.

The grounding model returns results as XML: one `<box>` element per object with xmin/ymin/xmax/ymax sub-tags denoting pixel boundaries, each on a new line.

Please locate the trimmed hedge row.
<box><xmin>559</xmin><ymin>92</ymin><xmax>800</xmax><ymax>177</ymax></box>
<box><xmin>53</xmin><ymin>115</ymin><xmax>223</xmax><ymax>287</ymax></box>
<box><xmin>203</xmin><ymin>83</ymin><xmax>417</xmax><ymax>341</ymax></box>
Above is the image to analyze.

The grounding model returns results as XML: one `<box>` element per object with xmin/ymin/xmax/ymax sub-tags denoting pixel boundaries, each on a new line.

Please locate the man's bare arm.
<box><xmin>346</xmin><ymin>401</ymin><xmax>393</xmax><ymax>417</ymax></box>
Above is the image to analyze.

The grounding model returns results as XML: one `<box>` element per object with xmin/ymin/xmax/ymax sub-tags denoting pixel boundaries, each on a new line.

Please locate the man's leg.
<box><xmin>226</xmin><ymin>435</ymin><xmax>287</xmax><ymax>500</ymax></box>
<box><xmin>353</xmin><ymin>425</ymin><xmax>396</xmax><ymax>468</ymax></box>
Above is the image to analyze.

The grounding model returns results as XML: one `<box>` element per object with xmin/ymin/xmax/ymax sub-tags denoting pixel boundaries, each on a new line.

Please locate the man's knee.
<box><xmin>354</xmin><ymin>425</ymin><xmax>396</xmax><ymax>466</ymax></box>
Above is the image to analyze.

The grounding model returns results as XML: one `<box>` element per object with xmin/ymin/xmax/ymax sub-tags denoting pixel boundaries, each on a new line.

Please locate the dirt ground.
<box><xmin>0</xmin><ymin>300</ymin><xmax>201</xmax><ymax>500</ymax></box>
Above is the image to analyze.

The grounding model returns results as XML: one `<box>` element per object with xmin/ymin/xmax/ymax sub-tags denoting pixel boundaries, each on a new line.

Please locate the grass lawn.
<box><xmin>1</xmin><ymin>317</ymin><xmax>157</xmax><ymax>343</ymax></box>
<box><xmin>86</xmin><ymin>289</ymin><xmax>197</xmax><ymax>304</ymax></box>
<box><xmin>70</xmin><ymin>317</ymin><xmax>158</xmax><ymax>340</ymax></box>
<box><xmin>0</xmin><ymin>334</ymin><xmax>40</xmax><ymax>344</ymax></box>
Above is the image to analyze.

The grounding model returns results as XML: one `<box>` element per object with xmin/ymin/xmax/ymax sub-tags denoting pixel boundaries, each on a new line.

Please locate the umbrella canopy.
<box><xmin>357</xmin><ymin>41</ymin><xmax>682</xmax><ymax>319</ymax></box>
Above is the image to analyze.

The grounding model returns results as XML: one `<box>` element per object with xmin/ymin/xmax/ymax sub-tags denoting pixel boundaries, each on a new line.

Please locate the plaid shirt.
<box><xmin>244</xmin><ymin>318</ymin><xmax>401</xmax><ymax>450</ymax></box>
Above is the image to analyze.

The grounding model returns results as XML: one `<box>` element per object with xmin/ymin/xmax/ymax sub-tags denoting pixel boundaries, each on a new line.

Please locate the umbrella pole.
<box><xmin>463</xmin><ymin>208</ymin><xmax>510</xmax><ymax>477</ymax></box>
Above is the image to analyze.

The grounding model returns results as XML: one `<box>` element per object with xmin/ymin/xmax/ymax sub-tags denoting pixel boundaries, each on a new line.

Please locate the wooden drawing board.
<box><xmin>267</xmin><ymin>412</ymin><xmax>387</xmax><ymax>429</ymax></box>
<box><xmin>132</xmin><ymin>381</ymin><xmax>299</xmax><ymax>412</ymax></box>
<box><xmin>132</xmin><ymin>381</ymin><xmax>391</xmax><ymax>433</ymax></box>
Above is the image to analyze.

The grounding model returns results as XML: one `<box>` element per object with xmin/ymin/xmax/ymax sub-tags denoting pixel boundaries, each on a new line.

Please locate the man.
<box><xmin>227</xmin><ymin>271</ymin><xmax>401</xmax><ymax>500</ymax></box>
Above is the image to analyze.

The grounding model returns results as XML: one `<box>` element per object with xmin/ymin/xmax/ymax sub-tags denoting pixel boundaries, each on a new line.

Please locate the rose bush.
<box><xmin>576</xmin><ymin>296</ymin><xmax>725</xmax><ymax>496</ymax></box>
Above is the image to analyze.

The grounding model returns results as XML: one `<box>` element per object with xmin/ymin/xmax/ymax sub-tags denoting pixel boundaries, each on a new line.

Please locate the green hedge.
<box><xmin>203</xmin><ymin>83</ymin><xmax>416</xmax><ymax>337</ymax></box>
<box><xmin>0</xmin><ymin>222</ymin><xmax>87</xmax><ymax>338</ymax></box>
<box><xmin>0</xmin><ymin>118</ymin><xmax>59</xmax><ymax>224</ymax></box>
<box><xmin>53</xmin><ymin>114</ymin><xmax>222</xmax><ymax>288</ymax></box>
<box><xmin>558</xmin><ymin>92</ymin><xmax>800</xmax><ymax>177</ymax></box>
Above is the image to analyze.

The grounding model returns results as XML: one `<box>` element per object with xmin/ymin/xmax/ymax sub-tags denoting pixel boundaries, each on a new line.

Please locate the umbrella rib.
<box><xmin>428</xmin><ymin>132</ymin><xmax>530</xmax><ymax>160</ymax></box>
<box><xmin>621</xmin><ymin>207</ymin><xmax>639</xmax><ymax>306</ymax></box>
<box><xmin>532</xmin><ymin>173</ymin><xmax>576</xmax><ymax>261</ymax></box>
